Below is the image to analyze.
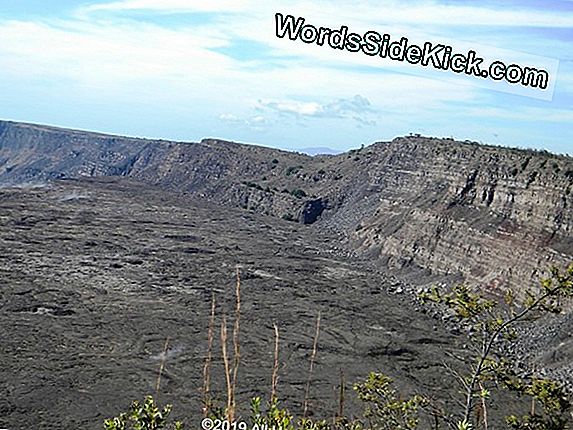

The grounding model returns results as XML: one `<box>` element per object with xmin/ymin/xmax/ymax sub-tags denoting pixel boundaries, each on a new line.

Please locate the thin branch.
<box><xmin>271</xmin><ymin>323</ymin><xmax>280</xmax><ymax>402</ymax></box>
<box><xmin>221</xmin><ymin>317</ymin><xmax>232</xmax><ymax>421</ymax></box>
<box><xmin>442</xmin><ymin>360</ymin><xmax>469</xmax><ymax>391</ymax></box>
<box><xmin>155</xmin><ymin>336</ymin><xmax>170</xmax><ymax>400</ymax></box>
<box><xmin>230</xmin><ymin>267</ymin><xmax>242</xmax><ymax>422</ymax></box>
<box><xmin>462</xmin><ymin>285</ymin><xmax>566</xmax><ymax>423</ymax></box>
<box><xmin>479</xmin><ymin>382</ymin><xmax>488</xmax><ymax>430</ymax></box>
<box><xmin>202</xmin><ymin>291</ymin><xmax>216</xmax><ymax>417</ymax></box>
<box><xmin>303</xmin><ymin>311</ymin><xmax>321</xmax><ymax>418</ymax></box>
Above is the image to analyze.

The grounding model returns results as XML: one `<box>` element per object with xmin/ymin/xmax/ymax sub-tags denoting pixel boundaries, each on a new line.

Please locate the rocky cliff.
<box><xmin>325</xmin><ymin>138</ymin><xmax>573</xmax><ymax>294</ymax></box>
<box><xmin>1</xmin><ymin>120</ymin><xmax>571</xmax><ymax>293</ymax></box>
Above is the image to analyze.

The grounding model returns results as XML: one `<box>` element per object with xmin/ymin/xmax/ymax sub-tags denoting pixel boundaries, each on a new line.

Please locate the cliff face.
<box><xmin>1</xmin><ymin>120</ymin><xmax>571</xmax><ymax>292</ymax></box>
<box><xmin>0</xmin><ymin>122</ymin><xmax>313</xmax><ymax>219</ymax></box>
<box><xmin>0</xmin><ymin>121</ymin><xmax>168</xmax><ymax>180</ymax></box>
<box><xmin>325</xmin><ymin>138</ymin><xmax>573</xmax><ymax>293</ymax></box>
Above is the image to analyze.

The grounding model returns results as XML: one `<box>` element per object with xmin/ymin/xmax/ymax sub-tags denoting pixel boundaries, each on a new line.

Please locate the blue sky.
<box><xmin>0</xmin><ymin>1</ymin><xmax>572</xmax><ymax>154</ymax></box>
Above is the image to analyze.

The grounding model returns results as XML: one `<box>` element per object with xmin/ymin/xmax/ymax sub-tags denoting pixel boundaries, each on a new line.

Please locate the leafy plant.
<box><xmin>251</xmin><ymin>396</ymin><xmax>295</xmax><ymax>430</ymax></box>
<box><xmin>353</xmin><ymin>372</ymin><xmax>427</xmax><ymax>430</ymax></box>
<box><xmin>504</xmin><ymin>378</ymin><xmax>571</xmax><ymax>429</ymax></box>
<box><xmin>249</xmin><ymin>396</ymin><xmax>359</xmax><ymax>430</ymax></box>
<box><xmin>104</xmin><ymin>396</ymin><xmax>183</xmax><ymax>430</ymax></box>
<box><xmin>420</xmin><ymin>264</ymin><xmax>573</xmax><ymax>428</ymax></box>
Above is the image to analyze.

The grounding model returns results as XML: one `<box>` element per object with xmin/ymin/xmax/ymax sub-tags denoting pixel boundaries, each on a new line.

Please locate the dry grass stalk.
<box><xmin>303</xmin><ymin>311</ymin><xmax>321</xmax><ymax>418</ymax></box>
<box><xmin>220</xmin><ymin>268</ymin><xmax>242</xmax><ymax>423</ymax></box>
<box><xmin>221</xmin><ymin>316</ymin><xmax>232</xmax><ymax>420</ymax></box>
<box><xmin>531</xmin><ymin>397</ymin><xmax>536</xmax><ymax>417</ymax></box>
<box><xmin>271</xmin><ymin>323</ymin><xmax>280</xmax><ymax>401</ymax></box>
<box><xmin>202</xmin><ymin>291</ymin><xmax>216</xmax><ymax>417</ymax></box>
<box><xmin>155</xmin><ymin>336</ymin><xmax>170</xmax><ymax>400</ymax></box>
<box><xmin>230</xmin><ymin>267</ymin><xmax>242</xmax><ymax>419</ymax></box>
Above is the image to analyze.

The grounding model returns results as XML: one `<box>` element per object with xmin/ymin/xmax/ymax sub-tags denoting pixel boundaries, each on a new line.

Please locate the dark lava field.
<box><xmin>0</xmin><ymin>178</ymin><xmax>472</xmax><ymax>429</ymax></box>
<box><xmin>1</xmin><ymin>121</ymin><xmax>572</xmax><ymax>429</ymax></box>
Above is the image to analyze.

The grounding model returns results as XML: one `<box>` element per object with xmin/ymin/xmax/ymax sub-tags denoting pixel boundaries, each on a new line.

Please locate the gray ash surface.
<box><xmin>0</xmin><ymin>178</ymin><xmax>468</xmax><ymax>429</ymax></box>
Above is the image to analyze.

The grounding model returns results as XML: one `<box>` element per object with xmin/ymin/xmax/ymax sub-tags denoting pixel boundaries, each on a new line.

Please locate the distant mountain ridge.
<box><xmin>1</xmin><ymin>119</ymin><xmax>572</xmax><ymax>293</ymax></box>
<box><xmin>295</xmin><ymin>146</ymin><xmax>343</xmax><ymax>155</ymax></box>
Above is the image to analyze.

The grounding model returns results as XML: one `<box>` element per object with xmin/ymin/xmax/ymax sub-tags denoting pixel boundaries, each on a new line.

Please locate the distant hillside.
<box><xmin>1</xmin><ymin>119</ymin><xmax>572</xmax><ymax>293</ymax></box>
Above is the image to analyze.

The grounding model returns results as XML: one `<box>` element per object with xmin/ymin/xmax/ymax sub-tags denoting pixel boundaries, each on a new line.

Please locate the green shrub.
<box><xmin>282</xmin><ymin>213</ymin><xmax>296</xmax><ymax>222</ymax></box>
<box><xmin>250</xmin><ymin>396</ymin><xmax>359</xmax><ymax>430</ymax></box>
<box><xmin>104</xmin><ymin>396</ymin><xmax>183</xmax><ymax>430</ymax></box>
<box><xmin>286</xmin><ymin>165</ymin><xmax>303</xmax><ymax>176</ymax></box>
<box><xmin>353</xmin><ymin>373</ymin><xmax>427</xmax><ymax>430</ymax></box>
<box><xmin>420</xmin><ymin>264</ymin><xmax>573</xmax><ymax>428</ymax></box>
<box><xmin>291</xmin><ymin>189</ymin><xmax>307</xmax><ymax>199</ymax></box>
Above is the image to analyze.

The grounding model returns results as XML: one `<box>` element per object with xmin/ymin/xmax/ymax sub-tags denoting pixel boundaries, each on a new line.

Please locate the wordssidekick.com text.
<box><xmin>275</xmin><ymin>13</ymin><xmax>551</xmax><ymax>90</ymax></box>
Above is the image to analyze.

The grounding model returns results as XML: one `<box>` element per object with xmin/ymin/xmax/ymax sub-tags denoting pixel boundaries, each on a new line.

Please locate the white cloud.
<box><xmin>219</xmin><ymin>113</ymin><xmax>239</xmax><ymax>122</ymax></box>
<box><xmin>257</xmin><ymin>95</ymin><xmax>376</xmax><ymax>125</ymax></box>
<box><xmin>219</xmin><ymin>95</ymin><xmax>378</xmax><ymax>130</ymax></box>
<box><xmin>80</xmin><ymin>0</ymin><xmax>251</xmax><ymax>14</ymax></box>
<box><xmin>0</xmin><ymin>6</ymin><xmax>482</xmax><ymax>110</ymax></box>
<box><xmin>261</xmin><ymin>100</ymin><xmax>323</xmax><ymax>116</ymax></box>
<box><xmin>0</xmin><ymin>18</ymin><xmax>241</xmax><ymax>106</ymax></box>
<box><xmin>82</xmin><ymin>0</ymin><xmax>573</xmax><ymax>28</ymax></box>
<box><xmin>468</xmin><ymin>106</ymin><xmax>573</xmax><ymax>123</ymax></box>
<box><xmin>339</xmin><ymin>2</ymin><xmax>573</xmax><ymax>28</ymax></box>
<box><xmin>218</xmin><ymin>112</ymin><xmax>269</xmax><ymax>131</ymax></box>
<box><xmin>0</xmin><ymin>0</ymin><xmax>570</xmax><ymax>152</ymax></box>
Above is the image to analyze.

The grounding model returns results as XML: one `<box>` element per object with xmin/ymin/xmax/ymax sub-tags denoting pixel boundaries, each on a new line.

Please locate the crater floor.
<box><xmin>0</xmin><ymin>178</ymin><xmax>505</xmax><ymax>429</ymax></box>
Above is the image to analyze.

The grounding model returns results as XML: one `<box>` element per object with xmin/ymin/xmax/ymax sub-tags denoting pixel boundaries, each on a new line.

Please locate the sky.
<box><xmin>0</xmin><ymin>1</ymin><xmax>572</xmax><ymax>154</ymax></box>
